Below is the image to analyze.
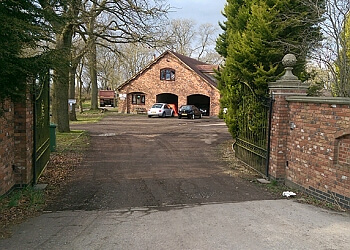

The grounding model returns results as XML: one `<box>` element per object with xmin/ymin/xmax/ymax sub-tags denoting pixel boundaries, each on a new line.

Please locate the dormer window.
<box><xmin>160</xmin><ymin>68</ymin><xmax>175</xmax><ymax>81</ymax></box>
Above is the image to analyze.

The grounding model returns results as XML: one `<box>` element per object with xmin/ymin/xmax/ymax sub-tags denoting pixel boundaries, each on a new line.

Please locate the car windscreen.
<box><xmin>152</xmin><ymin>104</ymin><xmax>163</xmax><ymax>108</ymax></box>
<box><xmin>180</xmin><ymin>105</ymin><xmax>192</xmax><ymax>110</ymax></box>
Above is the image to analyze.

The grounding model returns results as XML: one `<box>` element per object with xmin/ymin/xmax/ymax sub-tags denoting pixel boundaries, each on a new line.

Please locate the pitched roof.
<box><xmin>117</xmin><ymin>50</ymin><xmax>219</xmax><ymax>90</ymax></box>
<box><xmin>171</xmin><ymin>51</ymin><xmax>219</xmax><ymax>88</ymax></box>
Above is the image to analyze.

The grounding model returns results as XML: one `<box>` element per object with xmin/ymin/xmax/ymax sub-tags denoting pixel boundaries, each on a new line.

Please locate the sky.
<box><xmin>167</xmin><ymin>0</ymin><xmax>227</xmax><ymax>28</ymax></box>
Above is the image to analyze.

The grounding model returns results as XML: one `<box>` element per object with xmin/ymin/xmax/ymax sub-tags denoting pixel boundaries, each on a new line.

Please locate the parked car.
<box><xmin>199</xmin><ymin>108</ymin><xmax>207</xmax><ymax>116</ymax></box>
<box><xmin>148</xmin><ymin>103</ymin><xmax>174</xmax><ymax>118</ymax></box>
<box><xmin>178</xmin><ymin>105</ymin><xmax>202</xmax><ymax>119</ymax></box>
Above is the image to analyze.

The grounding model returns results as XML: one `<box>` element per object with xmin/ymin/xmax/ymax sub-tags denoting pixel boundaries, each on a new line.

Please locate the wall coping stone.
<box><xmin>286</xmin><ymin>96</ymin><xmax>350</xmax><ymax>105</ymax></box>
<box><xmin>269</xmin><ymin>80</ymin><xmax>309</xmax><ymax>90</ymax></box>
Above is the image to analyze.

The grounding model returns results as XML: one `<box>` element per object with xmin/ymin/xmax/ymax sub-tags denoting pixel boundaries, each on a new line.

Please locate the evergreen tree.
<box><xmin>216</xmin><ymin>0</ymin><xmax>324</xmax><ymax>137</ymax></box>
<box><xmin>0</xmin><ymin>0</ymin><xmax>52</xmax><ymax>101</ymax></box>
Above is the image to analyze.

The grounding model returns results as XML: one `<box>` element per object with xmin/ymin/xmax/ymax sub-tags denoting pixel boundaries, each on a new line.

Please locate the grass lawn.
<box><xmin>71</xmin><ymin>107</ymin><xmax>118</xmax><ymax>124</ymax></box>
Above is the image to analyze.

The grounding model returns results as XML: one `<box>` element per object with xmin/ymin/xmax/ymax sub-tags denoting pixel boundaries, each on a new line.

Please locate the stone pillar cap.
<box><xmin>269</xmin><ymin>54</ymin><xmax>309</xmax><ymax>90</ymax></box>
<box><xmin>280</xmin><ymin>54</ymin><xmax>298</xmax><ymax>81</ymax></box>
<box><xmin>282</xmin><ymin>54</ymin><xmax>297</xmax><ymax>67</ymax></box>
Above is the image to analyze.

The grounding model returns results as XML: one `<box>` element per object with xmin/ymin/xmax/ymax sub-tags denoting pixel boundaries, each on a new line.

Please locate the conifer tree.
<box><xmin>216</xmin><ymin>0</ymin><xmax>324</xmax><ymax>137</ymax></box>
<box><xmin>0</xmin><ymin>0</ymin><xmax>52</xmax><ymax>101</ymax></box>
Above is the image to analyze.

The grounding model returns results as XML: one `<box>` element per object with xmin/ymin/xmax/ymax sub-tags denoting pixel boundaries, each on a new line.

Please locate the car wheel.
<box><xmin>162</xmin><ymin>112</ymin><xmax>166</xmax><ymax>118</ymax></box>
<box><xmin>148</xmin><ymin>115</ymin><xmax>152</xmax><ymax>118</ymax></box>
<box><xmin>199</xmin><ymin>114</ymin><xmax>202</xmax><ymax>119</ymax></box>
<box><xmin>178</xmin><ymin>115</ymin><xmax>181</xmax><ymax>119</ymax></box>
<box><xmin>171</xmin><ymin>112</ymin><xmax>174</xmax><ymax>117</ymax></box>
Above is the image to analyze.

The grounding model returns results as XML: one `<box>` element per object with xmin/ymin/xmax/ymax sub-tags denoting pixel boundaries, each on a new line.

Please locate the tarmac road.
<box><xmin>44</xmin><ymin>115</ymin><xmax>278</xmax><ymax>211</ymax></box>
<box><xmin>1</xmin><ymin>114</ymin><xmax>349</xmax><ymax>249</ymax></box>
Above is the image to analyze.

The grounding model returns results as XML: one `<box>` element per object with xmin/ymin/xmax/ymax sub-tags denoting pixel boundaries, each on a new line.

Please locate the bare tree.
<box><xmin>308</xmin><ymin>0</ymin><xmax>350</xmax><ymax>96</ymax></box>
<box><xmin>76</xmin><ymin>57</ymin><xmax>86</xmax><ymax>113</ymax></box>
<box><xmin>69</xmin><ymin>40</ymin><xmax>86</xmax><ymax>121</ymax></box>
<box><xmin>75</xmin><ymin>15</ymin><xmax>221</xmax><ymax>108</ymax></box>
<box><xmin>162</xmin><ymin>19</ymin><xmax>222</xmax><ymax>64</ymax></box>
<box><xmin>38</xmin><ymin>0</ymin><xmax>80</xmax><ymax>132</ymax></box>
<box><xmin>118</xmin><ymin>44</ymin><xmax>156</xmax><ymax>80</ymax></box>
<box><xmin>165</xmin><ymin>19</ymin><xmax>197</xmax><ymax>56</ymax></box>
<box><xmin>199</xmin><ymin>51</ymin><xmax>224</xmax><ymax>65</ymax></box>
<box><xmin>81</xmin><ymin>0</ymin><xmax>169</xmax><ymax>110</ymax></box>
<box><xmin>96</xmin><ymin>45</ymin><xmax>121</xmax><ymax>90</ymax></box>
<box><xmin>38</xmin><ymin>0</ymin><xmax>169</xmax><ymax>131</ymax></box>
<box><xmin>195</xmin><ymin>23</ymin><xmax>219</xmax><ymax>60</ymax></box>
<box><xmin>95</xmin><ymin>43</ymin><xmax>156</xmax><ymax>89</ymax></box>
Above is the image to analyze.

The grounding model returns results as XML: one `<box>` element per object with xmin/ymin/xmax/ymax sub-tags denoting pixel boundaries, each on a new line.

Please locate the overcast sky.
<box><xmin>167</xmin><ymin>0</ymin><xmax>227</xmax><ymax>28</ymax></box>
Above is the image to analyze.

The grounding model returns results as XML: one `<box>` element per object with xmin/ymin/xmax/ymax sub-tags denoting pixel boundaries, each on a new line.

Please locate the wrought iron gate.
<box><xmin>33</xmin><ymin>70</ymin><xmax>50</xmax><ymax>183</ymax></box>
<box><xmin>233</xmin><ymin>83</ymin><xmax>272</xmax><ymax>177</ymax></box>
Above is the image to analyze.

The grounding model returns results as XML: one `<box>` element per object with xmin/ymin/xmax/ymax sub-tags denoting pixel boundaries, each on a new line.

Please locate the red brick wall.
<box><xmin>13</xmin><ymin>94</ymin><xmax>34</xmax><ymax>185</ymax></box>
<box><xmin>283</xmin><ymin>99</ymin><xmax>350</xmax><ymax>208</ymax></box>
<box><xmin>0</xmin><ymin>94</ymin><xmax>34</xmax><ymax>195</ymax></box>
<box><xmin>337</xmin><ymin>135</ymin><xmax>350</xmax><ymax>167</ymax></box>
<box><xmin>0</xmin><ymin>100</ymin><xmax>15</xmax><ymax>195</ymax></box>
<box><xmin>269</xmin><ymin>92</ymin><xmax>290</xmax><ymax>180</ymax></box>
<box><xmin>269</xmin><ymin>88</ymin><xmax>308</xmax><ymax>180</ymax></box>
<box><xmin>118</xmin><ymin>53</ymin><xmax>220</xmax><ymax>116</ymax></box>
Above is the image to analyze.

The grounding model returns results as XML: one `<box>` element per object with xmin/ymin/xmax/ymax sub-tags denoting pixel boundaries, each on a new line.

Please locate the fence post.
<box><xmin>268</xmin><ymin>54</ymin><xmax>308</xmax><ymax>182</ymax></box>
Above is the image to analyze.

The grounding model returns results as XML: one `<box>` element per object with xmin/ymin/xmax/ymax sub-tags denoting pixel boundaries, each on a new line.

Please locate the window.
<box><xmin>160</xmin><ymin>68</ymin><xmax>175</xmax><ymax>81</ymax></box>
<box><xmin>152</xmin><ymin>103</ymin><xmax>163</xmax><ymax>108</ymax></box>
<box><xmin>132</xmin><ymin>93</ymin><xmax>145</xmax><ymax>104</ymax></box>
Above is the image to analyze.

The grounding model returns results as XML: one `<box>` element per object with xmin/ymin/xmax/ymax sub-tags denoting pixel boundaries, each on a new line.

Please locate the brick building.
<box><xmin>117</xmin><ymin>51</ymin><xmax>220</xmax><ymax>116</ymax></box>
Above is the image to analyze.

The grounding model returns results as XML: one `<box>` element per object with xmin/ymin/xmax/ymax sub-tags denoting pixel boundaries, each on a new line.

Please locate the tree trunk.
<box><xmin>52</xmin><ymin>28</ymin><xmax>73</xmax><ymax>132</ymax></box>
<box><xmin>88</xmin><ymin>10</ymin><xmax>99</xmax><ymax>110</ymax></box>
<box><xmin>78</xmin><ymin>61</ymin><xmax>84</xmax><ymax>113</ymax></box>
<box><xmin>89</xmin><ymin>40</ymin><xmax>98</xmax><ymax>110</ymax></box>
<box><xmin>69</xmin><ymin>62</ymin><xmax>78</xmax><ymax>121</ymax></box>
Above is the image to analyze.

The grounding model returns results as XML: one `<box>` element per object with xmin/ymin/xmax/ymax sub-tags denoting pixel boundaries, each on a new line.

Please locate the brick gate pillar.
<box><xmin>268</xmin><ymin>54</ymin><xmax>308</xmax><ymax>181</ymax></box>
<box><xmin>14</xmin><ymin>91</ymin><xmax>34</xmax><ymax>186</ymax></box>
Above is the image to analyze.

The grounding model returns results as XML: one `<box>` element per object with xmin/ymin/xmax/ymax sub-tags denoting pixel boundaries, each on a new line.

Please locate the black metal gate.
<box><xmin>233</xmin><ymin>83</ymin><xmax>272</xmax><ymax>177</ymax></box>
<box><xmin>33</xmin><ymin>70</ymin><xmax>50</xmax><ymax>183</ymax></box>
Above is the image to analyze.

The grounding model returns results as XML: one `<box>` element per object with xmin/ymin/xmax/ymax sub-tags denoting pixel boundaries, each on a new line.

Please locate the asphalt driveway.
<box><xmin>1</xmin><ymin>114</ymin><xmax>349</xmax><ymax>249</ymax></box>
<box><xmin>45</xmin><ymin>114</ymin><xmax>277</xmax><ymax>210</ymax></box>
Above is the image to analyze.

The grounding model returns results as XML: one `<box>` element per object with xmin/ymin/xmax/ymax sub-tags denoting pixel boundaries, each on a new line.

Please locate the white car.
<box><xmin>148</xmin><ymin>103</ymin><xmax>174</xmax><ymax>118</ymax></box>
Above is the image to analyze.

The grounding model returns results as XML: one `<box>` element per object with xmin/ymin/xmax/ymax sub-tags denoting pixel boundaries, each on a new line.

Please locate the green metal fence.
<box><xmin>33</xmin><ymin>70</ymin><xmax>50</xmax><ymax>183</ymax></box>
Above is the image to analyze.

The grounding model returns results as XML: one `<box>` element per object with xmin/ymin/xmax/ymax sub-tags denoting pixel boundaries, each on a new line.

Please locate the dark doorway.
<box><xmin>156</xmin><ymin>93</ymin><xmax>179</xmax><ymax>114</ymax></box>
<box><xmin>187</xmin><ymin>94</ymin><xmax>210</xmax><ymax>116</ymax></box>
